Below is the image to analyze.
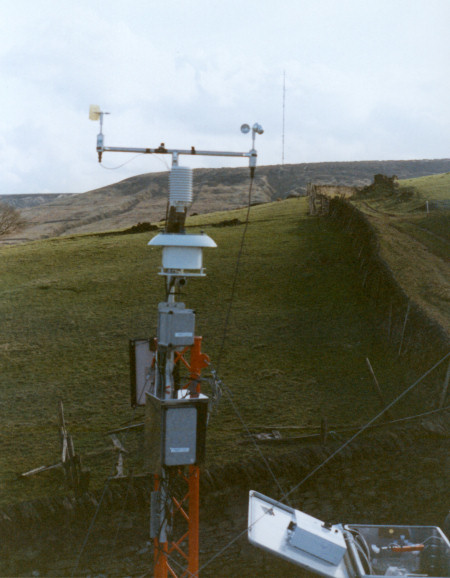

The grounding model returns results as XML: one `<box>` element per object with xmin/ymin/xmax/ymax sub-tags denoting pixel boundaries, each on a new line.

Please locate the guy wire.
<box><xmin>215</xmin><ymin>171</ymin><xmax>253</xmax><ymax>374</ymax></box>
<box><xmin>281</xmin><ymin>350</ymin><xmax>449</xmax><ymax>504</ymax></box>
<box><xmin>210</xmin><ymin>168</ymin><xmax>290</xmax><ymax>499</ymax></box>
<box><xmin>210</xmin><ymin>365</ymin><xmax>289</xmax><ymax>502</ymax></box>
<box><xmin>197</xmin><ymin>351</ymin><xmax>450</xmax><ymax>574</ymax></box>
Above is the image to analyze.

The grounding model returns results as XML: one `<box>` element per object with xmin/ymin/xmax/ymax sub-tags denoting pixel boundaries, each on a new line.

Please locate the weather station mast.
<box><xmin>89</xmin><ymin>106</ymin><xmax>263</xmax><ymax>577</ymax></box>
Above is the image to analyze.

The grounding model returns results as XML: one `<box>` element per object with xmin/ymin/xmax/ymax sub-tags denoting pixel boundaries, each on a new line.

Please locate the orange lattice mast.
<box><xmin>152</xmin><ymin>337</ymin><xmax>211</xmax><ymax>578</ymax></box>
<box><xmin>147</xmin><ymin>173</ymin><xmax>216</xmax><ymax>577</ymax></box>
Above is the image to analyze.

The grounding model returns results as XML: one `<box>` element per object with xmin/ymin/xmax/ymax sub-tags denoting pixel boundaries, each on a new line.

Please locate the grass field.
<box><xmin>400</xmin><ymin>172</ymin><xmax>450</xmax><ymax>202</ymax></box>
<box><xmin>353</xmin><ymin>173</ymin><xmax>450</xmax><ymax>333</ymax></box>
<box><xmin>0</xmin><ymin>197</ymin><xmax>443</xmax><ymax>505</ymax></box>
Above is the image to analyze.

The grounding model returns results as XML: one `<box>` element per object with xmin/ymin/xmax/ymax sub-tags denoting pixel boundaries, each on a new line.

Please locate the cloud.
<box><xmin>0</xmin><ymin>0</ymin><xmax>449</xmax><ymax>194</ymax></box>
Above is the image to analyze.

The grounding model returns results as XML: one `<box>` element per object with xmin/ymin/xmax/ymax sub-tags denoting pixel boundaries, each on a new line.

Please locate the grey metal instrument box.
<box><xmin>145</xmin><ymin>392</ymin><xmax>208</xmax><ymax>473</ymax></box>
<box><xmin>164</xmin><ymin>406</ymin><xmax>197</xmax><ymax>466</ymax></box>
<box><xmin>157</xmin><ymin>302</ymin><xmax>195</xmax><ymax>348</ymax></box>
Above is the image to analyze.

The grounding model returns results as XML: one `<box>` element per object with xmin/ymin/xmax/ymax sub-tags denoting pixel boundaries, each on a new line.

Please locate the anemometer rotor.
<box><xmin>240</xmin><ymin>122</ymin><xmax>264</xmax><ymax>147</ymax></box>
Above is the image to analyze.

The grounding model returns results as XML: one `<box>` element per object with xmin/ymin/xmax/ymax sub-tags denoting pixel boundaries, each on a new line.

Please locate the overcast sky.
<box><xmin>1</xmin><ymin>0</ymin><xmax>449</xmax><ymax>195</ymax></box>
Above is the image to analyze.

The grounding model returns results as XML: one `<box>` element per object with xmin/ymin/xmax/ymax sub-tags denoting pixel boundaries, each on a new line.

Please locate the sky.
<box><xmin>1</xmin><ymin>0</ymin><xmax>449</xmax><ymax>195</ymax></box>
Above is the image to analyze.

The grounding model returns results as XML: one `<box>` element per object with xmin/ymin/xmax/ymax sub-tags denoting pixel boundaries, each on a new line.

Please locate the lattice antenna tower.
<box><xmin>282</xmin><ymin>70</ymin><xmax>286</xmax><ymax>165</ymax></box>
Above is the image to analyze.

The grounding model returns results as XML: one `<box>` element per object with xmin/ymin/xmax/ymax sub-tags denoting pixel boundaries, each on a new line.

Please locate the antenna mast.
<box><xmin>90</xmin><ymin>108</ymin><xmax>263</xmax><ymax>577</ymax></box>
<box><xmin>282</xmin><ymin>70</ymin><xmax>286</xmax><ymax>165</ymax></box>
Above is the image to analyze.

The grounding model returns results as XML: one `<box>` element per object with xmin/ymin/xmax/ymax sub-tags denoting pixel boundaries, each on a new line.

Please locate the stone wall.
<box><xmin>327</xmin><ymin>197</ymin><xmax>449</xmax><ymax>366</ymax></box>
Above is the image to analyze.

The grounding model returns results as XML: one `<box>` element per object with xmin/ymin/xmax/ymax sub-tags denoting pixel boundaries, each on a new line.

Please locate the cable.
<box><xmin>209</xmin><ymin>170</ymin><xmax>291</xmax><ymax>500</ymax></box>
<box><xmin>109</xmin><ymin>467</ymin><xmax>136</xmax><ymax>555</ymax></box>
<box><xmin>196</xmin><ymin>351</ymin><xmax>450</xmax><ymax>574</ymax></box>
<box><xmin>152</xmin><ymin>470</ymin><xmax>205</xmax><ymax>578</ymax></box>
<box><xmin>152</xmin><ymin>474</ymin><xmax>174</xmax><ymax>574</ymax></box>
<box><xmin>204</xmin><ymin>171</ymin><xmax>290</xmax><ymax>499</ymax></box>
<box><xmin>367</xmin><ymin>404</ymin><xmax>450</xmax><ymax>428</ymax></box>
<box><xmin>197</xmin><ymin>512</ymin><xmax>263</xmax><ymax>575</ymax></box>
<box><xmin>100</xmin><ymin>153</ymin><xmax>147</xmax><ymax>170</ymax></box>
<box><xmin>352</xmin><ymin>530</ymin><xmax>373</xmax><ymax>575</ymax></box>
<box><xmin>211</xmin><ymin>366</ymin><xmax>288</xmax><ymax>502</ymax></box>
<box><xmin>353</xmin><ymin>530</ymin><xmax>371</xmax><ymax>563</ymax></box>
<box><xmin>270</xmin><ymin>404</ymin><xmax>450</xmax><ymax>439</ymax></box>
<box><xmin>214</xmin><ymin>172</ymin><xmax>254</xmax><ymax>374</ymax></box>
<box><xmin>281</xmin><ymin>350</ymin><xmax>449</xmax><ymax>503</ymax></box>
<box><xmin>70</xmin><ymin>475</ymin><xmax>113</xmax><ymax>577</ymax></box>
<box><xmin>354</xmin><ymin>541</ymin><xmax>373</xmax><ymax>575</ymax></box>
<box><xmin>100</xmin><ymin>153</ymin><xmax>170</xmax><ymax>171</ymax></box>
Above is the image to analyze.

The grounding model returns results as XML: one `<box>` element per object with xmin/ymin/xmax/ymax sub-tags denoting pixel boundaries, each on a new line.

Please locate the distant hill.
<box><xmin>0</xmin><ymin>193</ymin><xmax>75</xmax><ymax>209</ymax></box>
<box><xmin>2</xmin><ymin>158</ymin><xmax>450</xmax><ymax>243</ymax></box>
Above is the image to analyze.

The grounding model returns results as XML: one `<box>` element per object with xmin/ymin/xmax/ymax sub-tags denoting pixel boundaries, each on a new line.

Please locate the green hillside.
<box><xmin>400</xmin><ymin>171</ymin><xmax>450</xmax><ymax>202</ymax></box>
<box><xmin>351</xmin><ymin>173</ymin><xmax>449</xmax><ymax>334</ymax></box>
<box><xmin>0</xmin><ymin>198</ymin><xmax>439</xmax><ymax>505</ymax></box>
<box><xmin>3</xmin><ymin>159</ymin><xmax>450</xmax><ymax>245</ymax></box>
